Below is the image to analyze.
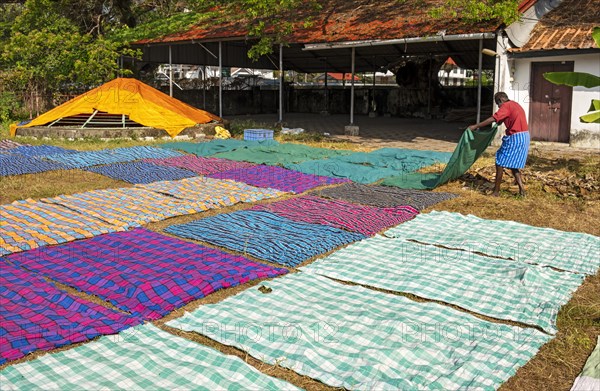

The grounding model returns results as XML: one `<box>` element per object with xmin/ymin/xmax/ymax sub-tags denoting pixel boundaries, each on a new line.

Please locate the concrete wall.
<box><xmin>504</xmin><ymin>53</ymin><xmax>600</xmax><ymax>149</ymax></box>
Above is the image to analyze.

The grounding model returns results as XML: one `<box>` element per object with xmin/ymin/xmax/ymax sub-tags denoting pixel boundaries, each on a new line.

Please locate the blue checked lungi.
<box><xmin>496</xmin><ymin>131</ymin><xmax>530</xmax><ymax>169</ymax></box>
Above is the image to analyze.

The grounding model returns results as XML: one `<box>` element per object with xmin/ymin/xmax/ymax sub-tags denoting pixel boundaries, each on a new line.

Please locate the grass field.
<box><xmin>1</xmin><ymin>126</ymin><xmax>598</xmax><ymax>390</ymax></box>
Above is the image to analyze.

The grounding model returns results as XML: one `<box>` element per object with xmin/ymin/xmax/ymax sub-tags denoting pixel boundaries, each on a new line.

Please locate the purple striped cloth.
<box><xmin>144</xmin><ymin>155</ymin><xmax>256</xmax><ymax>175</ymax></box>
<box><xmin>252</xmin><ymin>195</ymin><xmax>419</xmax><ymax>236</ymax></box>
<box><xmin>0</xmin><ymin>263</ymin><xmax>140</xmax><ymax>365</ymax></box>
<box><xmin>208</xmin><ymin>165</ymin><xmax>350</xmax><ymax>193</ymax></box>
<box><xmin>0</xmin><ymin>139</ymin><xmax>29</xmax><ymax>150</ymax></box>
<box><xmin>6</xmin><ymin>229</ymin><xmax>288</xmax><ymax>320</ymax></box>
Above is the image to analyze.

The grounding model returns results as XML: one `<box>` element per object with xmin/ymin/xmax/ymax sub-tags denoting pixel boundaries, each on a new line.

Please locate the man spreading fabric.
<box><xmin>469</xmin><ymin>92</ymin><xmax>530</xmax><ymax>197</ymax></box>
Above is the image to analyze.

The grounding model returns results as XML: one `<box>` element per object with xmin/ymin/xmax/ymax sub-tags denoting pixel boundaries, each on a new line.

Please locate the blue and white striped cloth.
<box><xmin>496</xmin><ymin>131</ymin><xmax>530</xmax><ymax>169</ymax></box>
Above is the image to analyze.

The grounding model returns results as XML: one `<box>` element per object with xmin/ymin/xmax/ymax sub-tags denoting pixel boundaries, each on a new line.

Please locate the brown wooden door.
<box><xmin>529</xmin><ymin>61</ymin><xmax>573</xmax><ymax>142</ymax></box>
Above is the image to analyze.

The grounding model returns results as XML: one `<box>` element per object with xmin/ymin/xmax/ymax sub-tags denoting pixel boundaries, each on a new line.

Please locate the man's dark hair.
<box><xmin>494</xmin><ymin>92</ymin><xmax>509</xmax><ymax>105</ymax></box>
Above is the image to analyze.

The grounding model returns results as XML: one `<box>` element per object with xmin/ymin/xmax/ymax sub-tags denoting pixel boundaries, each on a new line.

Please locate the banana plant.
<box><xmin>543</xmin><ymin>27</ymin><xmax>600</xmax><ymax>123</ymax></box>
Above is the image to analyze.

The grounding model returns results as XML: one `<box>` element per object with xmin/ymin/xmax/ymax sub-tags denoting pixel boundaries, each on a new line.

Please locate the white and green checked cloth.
<box><xmin>0</xmin><ymin>324</ymin><xmax>299</xmax><ymax>391</ymax></box>
<box><xmin>167</xmin><ymin>272</ymin><xmax>551</xmax><ymax>390</ymax></box>
<box><xmin>384</xmin><ymin>211</ymin><xmax>600</xmax><ymax>275</ymax></box>
<box><xmin>571</xmin><ymin>336</ymin><xmax>600</xmax><ymax>391</ymax></box>
<box><xmin>300</xmin><ymin>235</ymin><xmax>584</xmax><ymax>334</ymax></box>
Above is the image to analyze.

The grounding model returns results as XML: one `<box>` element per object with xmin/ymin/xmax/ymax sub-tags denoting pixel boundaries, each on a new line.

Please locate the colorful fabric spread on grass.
<box><xmin>0</xmin><ymin>154</ymin><xmax>70</xmax><ymax>176</ymax></box>
<box><xmin>301</xmin><ymin>235</ymin><xmax>583</xmax><ymax>333</ymax></box>
<box><xmin>167</xmin><ymin>272</ymin><xmax>551</xmax><ymax>391</ymax></box>
<box><xmin>0</xmin><ymin>140</ymin><xmax>29</xmax><ymax>150</ymax></box>
<box><xmin>312</xmin><ymin>182</ymin><xmax>458</xmax><ymax>210</ymax></box>
<box><xmin>7</xmin><ymin>228</ymin><xmax>288</xmax><ymax>320</ymax></box>
<box><xmin>212</xmin><ymin>142</ymin><xmax>354</xmax><ymax>166</ymax></box>
<box><xmin>85</xmin><ymin>161</ymin><xmax>197</xmax><ymax>184</ymax></box>
<box><xmin>45</xmin><ymin>146</ymin><xmax>183</xmax><ymax>168</ymax></box>
<box><xmin>384</xmin><ymin>211</ymin><xmax>600</xmax><ymax>275</ymax></box>
<box><xmin>252</xmin><ymin>196</ymin><xmax>418</xmax><ymax>236</ymax></box>
<box><xmin>12</xmin><ymin>145</ymin><xmax>78</xmax><ymax>157</ymax></box>
<box><xmin>208</xmin><ymin>165</ymin><xmax>350</xmax><ymax>193</ymax></box>
<box><xmin>165</xmin><ymin>210</ymin><xmax>365</xmax><ymax>267</ymax></box>
<box><xmin>138</xmin><ymin>177</ymin><xmax>285</xmax><ymax>207</ymax></box>
<box><xmin>570</xmin><ymin>336</ymin><xmax>600</xmax><ymax>391</ymax></box>
<box><xmin>42</xmin><ymin>187</ymin><xmax>209</xmax><ymax>229</ymax></box>
<box><xmin>0</xmin><ymin>263</ymin><xmax>139</xmax><ymax>365</ymax></box>
<box><xmin>285</xmin><ymin>159</ymin><xmax>403</xmax><ymax>183</ymax></box>
<box><xmin>339</xmin><ymin>147</ymin><xmax>452</xmax><ymax>171</ymax></box>
<box><xmin>381</xmin><ymin>127</ymin><xmax>497</xmax><ymax>189</ymax></box>
<box><xmin>0</xmin><ymin>199</ymin><xmax>126</xmax><ymax>256</ymax></box>
<box><xmin>144</xmin><ymin>155</ymin><xmax>256</xmax><ymax>175</ymax></box>
<box><xmin>160</xmin><ymin>139</ymin><xmax>274</xmax><ymax>156</ymax></box>
<box><xmin>0</xmin><ymin>324</ymin><xmax>300</xmax><ymax>391</ymax></box>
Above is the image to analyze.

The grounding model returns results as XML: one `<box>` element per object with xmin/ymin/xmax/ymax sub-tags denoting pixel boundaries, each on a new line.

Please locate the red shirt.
<box><xmin>493</xmin><ymin>100</ymin><xmax>528</xmax><ymax>135</ymax></box>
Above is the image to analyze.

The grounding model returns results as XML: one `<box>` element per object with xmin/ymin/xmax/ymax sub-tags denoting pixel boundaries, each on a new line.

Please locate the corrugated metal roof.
<box><xmin>511</xmin><ymin>0</ymin><xmax>599</xmax><ymax>52</ymax></box>
<box><xmin>135</xmin><ymin>0</ymin><xmax>500</xmax><ymax>45</ymax></box>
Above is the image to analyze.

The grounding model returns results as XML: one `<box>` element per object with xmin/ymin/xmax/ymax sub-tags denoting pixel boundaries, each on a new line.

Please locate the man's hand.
<box><xmin>467</xmin><ymin>125</ymin><xmax>477</xmax><ymax>131</ymax></box>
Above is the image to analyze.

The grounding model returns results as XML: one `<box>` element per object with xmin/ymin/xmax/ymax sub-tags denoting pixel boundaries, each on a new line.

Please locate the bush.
<box><xmin>0</xmin><ymin>92</ymin><xmax>20</xmax><ymax>123</ymax></box>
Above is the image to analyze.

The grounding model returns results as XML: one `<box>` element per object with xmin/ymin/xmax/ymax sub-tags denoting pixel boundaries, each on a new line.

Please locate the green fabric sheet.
<box><xmin>285</xmin><ymin>159</ymin><xmax>403</xmax><ymax>183</ymax></box>
<box><xmin>301</xmin><ymin>235</ymin><xmax>584</xmax><ymax>334</ymax></box>
<box><xmin>340</xmin><ymin>147</ymin><xmax>451</xmax><ymax>170</ymax></box>
<box><xmin>384</xmin><ymin>210</ymin><xmax>600</xmax><ymax>275</ymax></box>
<box><xmin>381</xmin><ymin>125</ymin><xmax>498</xmax><ymax>189</ymax></box>
<box><xmin>160</xmin><ymin>139</ymin><xmax>276</xmax><ymax>156</ymax></box>
<box><xmin>167</xmin><ymin>272</ymin><xmax>551</xmax><ymax>391</ymax></box>
<box><xmin>0</xmin><ymin>324</ymin><xmax>298</xmax><ymax>390</ymax></box>
<box><xmin>286</xmin><ymin>147</ymin><xmax>452</xmax><ymax>184</ymax></box>
<box><xmin>571</xmin><ymin>336</ymin><xmax>600</xmax><ymax>391</ymax></box>
<box><xmin>213</xmin><ymin>142</ymin><xmax>353</xmax><ymax>166</ymax></box>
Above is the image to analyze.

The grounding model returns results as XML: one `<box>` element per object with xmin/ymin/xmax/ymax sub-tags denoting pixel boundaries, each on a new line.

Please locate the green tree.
<box><xmin>429</xmin><ymin>0</ymin><xmax>521</xmax><ymax>25</ymax></box>
<box><xmin>0</xmin><ymin>0</ymin><xmax>139</xmax><ymax>117</ymax></box>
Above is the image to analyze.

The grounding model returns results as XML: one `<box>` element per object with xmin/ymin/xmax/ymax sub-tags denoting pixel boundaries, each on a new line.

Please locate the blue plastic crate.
<box><xmin>244</xmin><ymin>129</ymin><xmax>274</xmax><ymax>141</ymax></box>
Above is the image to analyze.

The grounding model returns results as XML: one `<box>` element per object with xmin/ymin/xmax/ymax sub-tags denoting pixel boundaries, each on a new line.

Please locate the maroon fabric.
<box><xmin>144</xmin><ymin>155</ymin><xmax>256</xmax><ymax>175</ymax></box>
<box><xmin>252</xmin><ymin>195</ymin><xmax>419</xmax><ymax>236</ymax></box>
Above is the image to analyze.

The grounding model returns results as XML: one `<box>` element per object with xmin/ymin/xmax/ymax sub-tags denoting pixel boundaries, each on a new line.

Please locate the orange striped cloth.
<box><xmin>1</xmin><ymin>199</ymin><xmax>126</xmax><ymax>256</ymax></box>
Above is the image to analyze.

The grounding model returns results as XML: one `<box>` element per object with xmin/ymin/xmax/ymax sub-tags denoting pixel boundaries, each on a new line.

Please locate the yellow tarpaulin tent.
<box><xmin>10</xmin><ymin>78</ymin><xmax>222</xmax><ymax>137</ymax></box>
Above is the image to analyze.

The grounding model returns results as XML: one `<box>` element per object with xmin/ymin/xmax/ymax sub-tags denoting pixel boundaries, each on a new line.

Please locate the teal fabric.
<box><xmin>168</xmin><ymin>272</ymin><xmax>551</xmax><ymax>391</ymax></box>
<box><xmin>285</xmin><ymin>159</ymin><xmax>402</xmax><ymax>183</ymax></box>
<box><xmin>381</xmin><ymin>126</ymin><xmax>498</xmax><ymax>189</ymax></box>
<box><xmin>571</xmin><ymin>337</ymin><xmax>600</xmax><ymax>391</ymax></box>
<box><xmin>0</xmin><ymin>324</ymin><xmax>299</xmax><ymax>390</ymax></box>
<box><xmin>340</xmin><ymin>147</ymin><xmax>451</xmax><ymax>170</ymax></box>
<box><xmin>301</xmin><ymin>235</ymin><xmax>584</xmax><ymax>334</ymax></box>
<box><xmin>160</xmin><ymin>139</ymin><xmax>276</xmax><ymax>156</ymax></box>
<box><xmin>286</xmin><ymin>147</ymin><xmax>452</xmax><ymax>184</ymax></box>
<box><xmin>384</xmin><ymin>211</ymin><xmax>600</xmax><ymax>275</ymax></box>
<box><xmin>213</xmin><ymin>142</ymin><xmax>353</xmax><ymax>166</ymax></box>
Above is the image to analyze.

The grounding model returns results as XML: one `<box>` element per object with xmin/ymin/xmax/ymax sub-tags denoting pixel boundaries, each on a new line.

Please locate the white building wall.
<box><xmin>504</xmin><ymin>53</ymin><xmax>600</xmax><ymax>149</ymax></box>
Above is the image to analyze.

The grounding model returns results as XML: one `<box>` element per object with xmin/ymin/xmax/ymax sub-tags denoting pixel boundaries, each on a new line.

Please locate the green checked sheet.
<box><xmin>384</xmin><ymin>211</ymin><xmax>600</xmax><ymax>275</ymax></box>
<box><xmin>167</xmin><ymin>273</ymin><xmax>551</xmax><ymax>391</ymax></box>
<box><xmin>301</xmin><ymin>235</ymin><xmax>584</xmax><ymax>334</ymax></box>
<box><xmin>0</xmin><ymin>324</ymin><xmax>299</xmax><ymax>391</ymax></box>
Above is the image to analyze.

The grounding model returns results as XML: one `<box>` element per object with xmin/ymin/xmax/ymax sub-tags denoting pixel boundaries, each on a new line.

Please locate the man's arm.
<box><xmin>468</xmin><ymin>116</ymin><xmax>495</xmax><ymax>131</ymax></box>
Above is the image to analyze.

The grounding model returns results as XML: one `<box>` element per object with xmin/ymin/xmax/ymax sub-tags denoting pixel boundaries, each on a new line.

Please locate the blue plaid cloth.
<box><xmin>165</xmin><ymin>210</ymin><xmax>366</xmax><ymax>267</ymax></box>
<box><xmin>46</xmin><ymin>147</ymin><xmax>184</xmax><ymax>168</ymax></box>
<box><xmin>496</xmin><ymin>131</ymin><xmax>530</xmax><ymax>169</ymax></box>
<box><xmin>85</xmin><ymin>161</ymin><xmax>198</xmax><ymax>184</ymax></box>
<box><xmin>12</xmin><ymin>145</ymin><xmax>78</xmax><ymax>157</ymax></box>
<box><xmin>0</xmin><ymin>154</ymin><xmax>70</xmax><ymax>176</ymax></box>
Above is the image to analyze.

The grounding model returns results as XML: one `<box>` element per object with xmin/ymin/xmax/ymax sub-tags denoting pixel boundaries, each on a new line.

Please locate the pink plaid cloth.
<box><xmin>252</xmin><ymin>195</ymin><xmax>419</xmax><ymax>236</ymax></box>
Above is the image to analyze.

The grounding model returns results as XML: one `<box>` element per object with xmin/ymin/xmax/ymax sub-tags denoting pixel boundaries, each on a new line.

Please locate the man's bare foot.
<box><xmin>492</xmin><ymin>191</ymin><xmax>500</xmax><ymax>197</ymax></box>
<box><xmin>518</xmin><ymin>191</ymin><xmax>526</xmax><ymax>197</ymax></box>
